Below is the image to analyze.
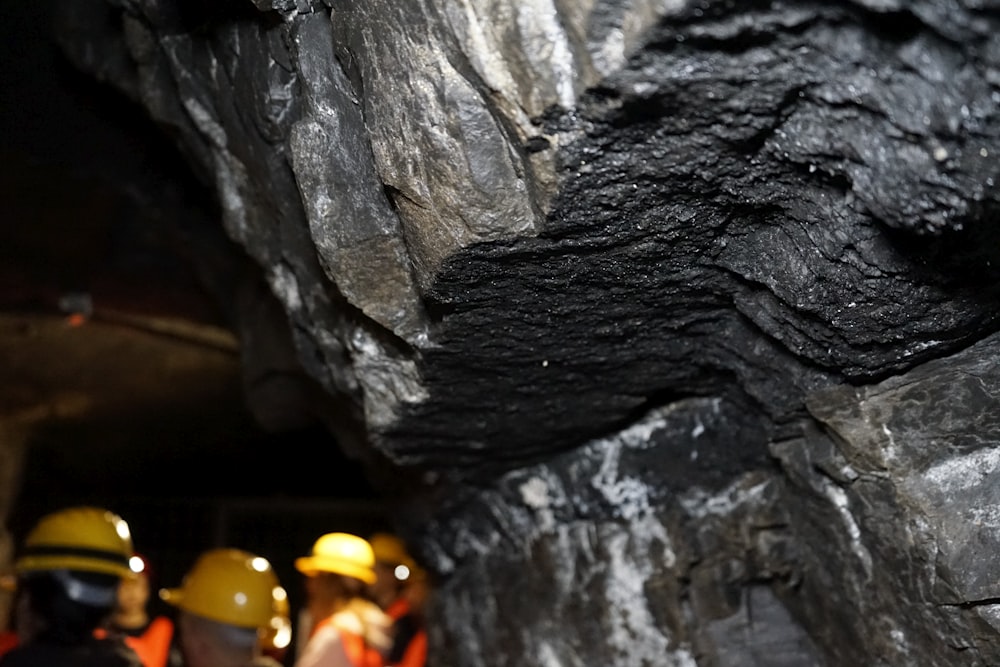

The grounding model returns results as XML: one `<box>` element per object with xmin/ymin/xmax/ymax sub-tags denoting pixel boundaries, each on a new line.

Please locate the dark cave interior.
<box><xmin>0</xmin><ymin>1</ymin><xmax>389</xmax><ymax>641</ymax></box>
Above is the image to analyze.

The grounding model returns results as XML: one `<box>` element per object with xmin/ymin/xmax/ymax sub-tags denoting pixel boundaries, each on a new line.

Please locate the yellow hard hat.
<box><xmin>160</xmin><ymin>548</ymin><xmax>281</xmax><ymax>629</ymax></box>
<box><xmin>368</xmin><ymin>533</ymin><xmax>416</xmax><ymax>569</ymax></box>
<box><xmin>294</xmin><ymin>533</ymin><xmax>376</xmax><ymax>584</ymax></box>
<box><xmin>14</xmin><ymin>506</ymin><xmax>133</xmax><ymax>579</ymax></box>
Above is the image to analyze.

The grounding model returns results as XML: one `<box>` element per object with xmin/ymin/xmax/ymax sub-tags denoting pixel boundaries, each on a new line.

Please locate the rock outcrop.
<box><xmin>53</xmin><ymin>0</ymin><xmax>1000</xmax><ymax>664</ymax></box>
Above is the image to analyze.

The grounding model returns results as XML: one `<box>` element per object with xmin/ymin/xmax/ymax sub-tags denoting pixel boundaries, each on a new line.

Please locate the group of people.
<box><xmin>0</xmin><ymin>506</ymin><xmax>430</xmax><ymax>667</ymax></box>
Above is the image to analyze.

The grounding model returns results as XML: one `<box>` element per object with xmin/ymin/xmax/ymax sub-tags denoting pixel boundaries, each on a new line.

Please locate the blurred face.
<box><xmin>303</xmin><ymin>573</ymin><xmax>340</xmax><ymax>604</ymax></box>
<box><xmin>116</xmin><ymin>574</ymin><xmax>150</xmax><ymax>615</ymax></box>
<box><xmin>177</xmin><ymin>613</ymin><xmax>206</xmax><ymax>667</ymax></box>
<box><xmin>369</xmin><ymin>562</ymin><xmax>400</xmax><ymax>609</ymax></box>
<box><xmin>303</xmin><ymin>572</ymin><xmax>359</xmax><ymax>620</ymax></box>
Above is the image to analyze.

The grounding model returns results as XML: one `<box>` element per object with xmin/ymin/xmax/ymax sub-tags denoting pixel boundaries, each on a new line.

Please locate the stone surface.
<box><xmin>37</xmin><ymin>0</ymin><xmax>1000</xmax><ymax>664</ymax></box>
<box><xmin>770</xmin><ymin>330</ymin><xmax>1000</xmax><ymax>665</ymax></box>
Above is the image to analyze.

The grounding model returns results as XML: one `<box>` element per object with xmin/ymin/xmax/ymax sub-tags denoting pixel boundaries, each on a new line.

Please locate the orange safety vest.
<box><xmin>95</xmin><ymin>616</ymin><xmax>174</xmax><ymax>667</ymax></box>
<box><xmin>312</xmin><ymin>615</ymin><xmax>384</xmax><ymax>667</ymax></box>
<box><xmin>384</xmin><ymin>599</ymin><xmax>427</xmax><ymax>667</ymax></box>
<box><xmin>0</xmin><ymin>630</ymin><xmax>18</xmax><ymax>657</ymax></box>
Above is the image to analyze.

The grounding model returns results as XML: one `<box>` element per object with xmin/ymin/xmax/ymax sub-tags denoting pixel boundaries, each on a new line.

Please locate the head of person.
<box><xmin>367</xmin><ymin>533</ymin><xmax>418</xmax><ymax>610</ymax></box>
<box><xmin>294</xmin><ymin>533</ymin><xmax>376</xmax><ymax>616</ymax></box>
<box><xmin>160</xmin><ymin>548</ymin><xmax>284</xmax><ymax>667</ymax></box>
<box><xmin>114</xmin><ymin>553</ymin><xmax>153</xmax><ymax>623</ymax></box>
<box><xmin>12</xmin><ymin>506</ymin><xmax>134</xmax><ymax>645</ymax></box>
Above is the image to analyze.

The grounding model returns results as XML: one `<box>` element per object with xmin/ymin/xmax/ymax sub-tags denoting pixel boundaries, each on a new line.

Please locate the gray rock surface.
<box><xmin>53</xmin><ymin>0</ymin><xmax>1000</xmax><ymax>664</ymax></box>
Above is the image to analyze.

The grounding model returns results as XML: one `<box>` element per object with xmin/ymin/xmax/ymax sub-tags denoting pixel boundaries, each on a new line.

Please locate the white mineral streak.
<box><xmin>181</xmin><ymin>96</ymin><xmax>226</xmax><ymax>147</ymax></box>
<box><xmin>586</xmin><ymin>0</ymin><xmax>689</xmax><ymax>78</ymax></box>
<box><xmin>178</xmin><ymin>94</ymin><xmax>253</xmax><ymax>246</ymax></box>
<box><xmin>454</xmin><ymin>0</ymin><xmax>691</xmax><ymax>117</ymax></box>
<box><xmin>819</xmin><ymin>477</ymin><xmax>873</xmax><ymax>579</ymax></box>
<box><xmin>549</xmin><ymin>525</ymin><xmax>583</xmax><ymax>601</ymax></box>
<box><xmin>880</xmin><ymin>422</ymin><xmax>899</xmax><ymax>466</ymax></box>
<box><xmin>211</xmin><ymin>149</ymin><xmax>252</xmax><ymax>246</ymax></box>
<box><xmin>967</xmin><ymin>504</ymin><xmax>1000</xmax><ymax>528</ymax></box>
<box><xmin>519</xmin><ymin>476</ymin><xmax>555</xmax><ymax>532</ymax></box>
<box><xmin>585</xmin><ymin>419</ymin><xmax>684</xmax><ymax>657</ymax></box>
<box><xmin>887</xmin><ymin>623</ymin><xmax>912</xmax><ymax>659</ymax></box>
<box><xmin>523</xmin><ymin>519</ymin><xmax>684</xmax><ymax>664</ymax></box>
<box><xmin>267</xmin><ymin>264</ymin><xmax>303</xmax><ymax>313</ymax></box>
<box><xmin>454</xmin><ymin>408</ymin><xmax>700</xmax><ymax>664</ymax></box>
<box><xmin>589</xmin><ymin>411</ymin><xmax>672</xmax><ymax>519</ymax></box>
<box><xmin>535</xmin><ymin>642</ymin><xmax>563</xmax><ymax>667</ymax></box>
<box><xmin>515</xmin><ymin>0</ymin><xmax>577</xmax><ymax>109</ymax></box>
<box><xmin>679</xmin><ymin>476</ymin><xmax>771</xmax><ymax>518</ymax></box>
<box><xmin>592</xmin><ymin>442</ymin><xmax>653</xmax><ymax>521</ymax></box>
<box><xmin>602</xmin><ymin>521</ymin><xmax>680</xmax><ymax>663</ymax></box>
<box><xmin>922</xmin><ymin>446</ymin><xmax>1000</xmax><ymax>495</ymax></box>
<box><xmin>976</xmin><ymin>604</ymin><xmax>1000</xmax><ymax>633</ymax></box>
<box><xmin>450</xmin><ymin>0</ymin><xmax>574</xmax><ymax>125</ymax></box>
<box><xmin>671</xmin><ymin>650</ymin><xmax>699</xmax><ymax>667</ymax></box>
<box><xmin>347</xmin><ymin>328</ymin><xmax>428</xmax><ymax>429</ymax></box>
<box><xmin>618</xmin><ymin>411</ymin><xmax>669</xmax><ymax>449</ymax></box>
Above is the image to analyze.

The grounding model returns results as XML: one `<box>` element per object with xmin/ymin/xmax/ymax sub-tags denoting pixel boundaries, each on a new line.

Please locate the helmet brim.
<box><xmin>294</xmin><ymin>556</ymin><xmax>376</xmax><ymax>584</ymax></box>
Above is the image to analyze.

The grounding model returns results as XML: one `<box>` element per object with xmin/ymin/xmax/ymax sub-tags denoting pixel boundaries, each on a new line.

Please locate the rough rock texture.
<box><xmin>52</xmin><ymin>0</ymin><xmax>1000</xmax><ymax>665</ymax></box>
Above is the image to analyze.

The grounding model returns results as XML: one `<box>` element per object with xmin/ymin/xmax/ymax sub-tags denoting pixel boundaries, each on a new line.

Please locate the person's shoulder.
<box><xmin>90</xmin><ymin>636</ymin><xmax>144</xmax><ymax>667</ymax></box>
<box><xmin>333</xmin><ymin>598</ymin><xmax>393</xmax><ymax>652</ymax></box>
<box><xmin>335</xmin><ymin>599</ymin><xmax>391</xmax><ymax>630</ymax></box>
<box><xmin>147</xmin><ymin>616</ymin><xmax>175</xmax><ymax>634</ymax></box>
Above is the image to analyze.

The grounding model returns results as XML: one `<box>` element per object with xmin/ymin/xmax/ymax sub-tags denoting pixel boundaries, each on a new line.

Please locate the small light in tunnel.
<box><xmin>393</xmin><ymin>565</ymin><xmax>410</xmax><ymax>582</ymax></box>
<box><xmin>58</xmin><ymin>292</ymin><xmax>92</xmax><ymax>327</ymax></box>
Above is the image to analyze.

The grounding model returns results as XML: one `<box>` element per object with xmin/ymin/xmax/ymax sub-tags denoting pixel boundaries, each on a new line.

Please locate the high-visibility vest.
<box><xmin>95</xmin><ymin>617</ymin><xmax>174</xmax><ymax>667</ymax></box>
<box><xmin>0</xmin><ymin>630</ymin><xmax>18</xmax><ymax>656</ymax></box>
<box><xmin>312</xmin><ymin>616</ymin><xmax>384</xmax><ymax>667</ymax></box>
<box><xmin>384</xmin><ymin>599</ymin><xmax>427</xmax><ymax>667</ymax></box>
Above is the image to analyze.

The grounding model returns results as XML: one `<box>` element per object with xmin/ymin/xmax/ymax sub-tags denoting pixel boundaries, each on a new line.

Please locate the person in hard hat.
<box><xmin>96</xmin><ymin>553</ymin><xmax>182</xmax><ymax>667</ymax></box>
<box><xmin>367</xmin><ymin>534</ymin><xmax>428</xmax><ymax>667</ymax></box>
<box><xmin>293</xmin><ymin>533</ymin><xmax>391</xmax><ymax>667</ymax></box>
<box><xmin>160</xmin><ymin>548</ymin><xmax>286</xmax><ymax>667</ymax></box>
<box><xmin>0</xmin><ymin>506</ymin><xmax>143</xmax><ymax>667</ymax></box>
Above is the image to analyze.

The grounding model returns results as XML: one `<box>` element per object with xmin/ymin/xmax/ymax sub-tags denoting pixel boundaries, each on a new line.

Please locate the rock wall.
<box><xmin>54</xmin><ymin>0</ymin><xmax>1000</xmax><ymax>664</ymax></box>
